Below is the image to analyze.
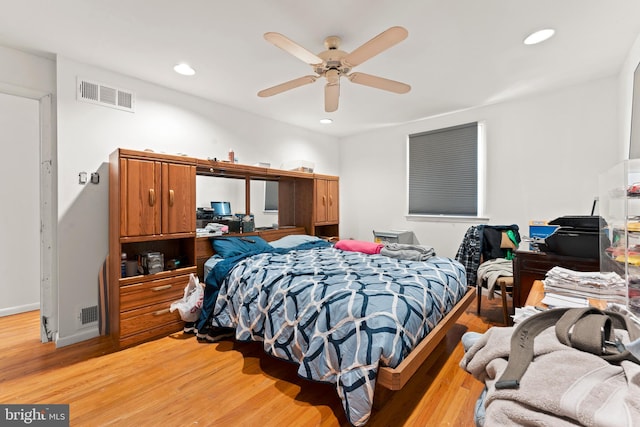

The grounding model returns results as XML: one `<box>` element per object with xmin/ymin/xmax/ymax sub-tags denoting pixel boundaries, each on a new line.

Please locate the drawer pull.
<box><xmin>151</xmin><ymin>284</ymin><xmax>172</xmax><ymax>292</ymax></box>
<box><xmin>152</xmin><ymin>308</ymin><xmax>170</xmax><ymax>316</ymax></box>
<box><xmin>149</xmin><ymin>188</ymin><xmax>156</xmax><ymax>206</ymax></box>
<box><xmin>169</xmin><ymin>189</ymin><xmax>175</xmax><ymax>206</ymax></box>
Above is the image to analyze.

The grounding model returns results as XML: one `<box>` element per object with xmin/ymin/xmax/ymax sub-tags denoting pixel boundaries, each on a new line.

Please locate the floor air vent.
<box><xmin>78</xmin><ymin>305</ymin><xmax>99</xmax><ymax>328</ymax></box>
<box><xmin>77</xmin><ymin>78</ymin><xmax>135</xmax><ymax>112</ymax></box>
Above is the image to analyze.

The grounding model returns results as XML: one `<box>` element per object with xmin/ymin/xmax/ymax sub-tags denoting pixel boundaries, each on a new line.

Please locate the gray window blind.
<box><xmin>408</xmin><ymin>122</ymin><xmax>478</xmax><ymax>216</ymax></box>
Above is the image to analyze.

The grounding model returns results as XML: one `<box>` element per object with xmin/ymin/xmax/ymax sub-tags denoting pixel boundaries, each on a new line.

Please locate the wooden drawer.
<box><xmin>120</xmin><ymin>275</ymin><xmax>188</xmax><ymax>312</ymax></box>
<box><xmin>118</xmin><ymin>321</ymin><xmax>184</xmax><ymax>348</ymax></box>
<box><xmin>120</xmin><ymin>300</ymin><xmax>183</xmax><ymax>337</ymax></box>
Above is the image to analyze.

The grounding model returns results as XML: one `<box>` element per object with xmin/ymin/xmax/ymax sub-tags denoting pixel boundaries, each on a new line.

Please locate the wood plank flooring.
<box><xmin>0</xmin><ymin>294</ymin><xmax>507</xmax><ymax>426</ymax></box>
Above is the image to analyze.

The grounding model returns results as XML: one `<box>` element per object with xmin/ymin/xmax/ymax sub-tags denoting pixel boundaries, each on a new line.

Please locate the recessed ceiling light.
<box><xmin>174</xmin><ymin>63</ymin><xmax>195</xmax><ymax>76</ymax></box>
<box><xmin>319</xmin><ymin>118</ymin><xmax>333</xmax><ymax>124</ymax></box>
<box><xmin>524</xmin><ymin>29</ymin><xmax>555</xmax><ymax>45</ymax></box>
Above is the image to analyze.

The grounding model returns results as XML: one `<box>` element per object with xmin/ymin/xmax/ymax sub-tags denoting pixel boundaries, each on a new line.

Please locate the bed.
<box><xmin>196</xmin><ymin>234</ymin><xmax>473</xmax><ymax>426</ymax></box>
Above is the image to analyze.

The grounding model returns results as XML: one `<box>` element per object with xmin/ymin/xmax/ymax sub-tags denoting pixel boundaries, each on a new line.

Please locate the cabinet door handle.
<box><xmin>151</xmin><ymin>284</ymin><xmax>172</xmax><ymax>292</ymax></box>
<box><xmin>329</xmin><ymin>195</ymin><xmax>333</xmax><ymax>206</ymax></box>
<box><xmin>322</xmin><ymin>195</ymin><xmax>326</xmax><ymax>206</ymax></box>
<box><xmin>169</xmin><ymin>189</ymin><xmax>175</xmax><ymax>207</ymax></box>
<box><xmin>149</xmin><ymin>189</ymin><xmax>156</xmax><ymax>206</ymax></box>
<box><xmin>152</xmin><ymin>308</ymin><xmax>170</xmax><ymax>316</ymax></box>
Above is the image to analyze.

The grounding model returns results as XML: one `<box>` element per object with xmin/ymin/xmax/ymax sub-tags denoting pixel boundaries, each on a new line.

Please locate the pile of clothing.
<box><xmin>460</xmin><ymin>306</ymin><xmax>640</xmax><ymax>426</ymax></box>
<box><xmin>456</xmin><ymin>224</ymin><xmax>520</xmax><ymax>286</ymax></box>
<box><xmin>379</xmin><ymin>242</ymin><xmax>435</xmax><ymax>261</ymax></box>
<box><xmin>476</xmin><ymin>258</ymin><xmax>513</xmax><ymax>299</ymax></box>
<box><xmin>334</xmin><ymin>239</ymin><xmax>435</xmax><ymax>261</ymax></box>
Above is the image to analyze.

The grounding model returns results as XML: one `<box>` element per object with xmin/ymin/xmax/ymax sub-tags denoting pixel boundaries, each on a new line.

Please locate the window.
<box><xmin>408</xmin><ymin>122</ymin><xmax>482</xmax><ymax>217</ymax></box>
<box><xmin>264</xmin><ymin>180</ymin><xmax>278</xmax><ymax>212</ymax></box>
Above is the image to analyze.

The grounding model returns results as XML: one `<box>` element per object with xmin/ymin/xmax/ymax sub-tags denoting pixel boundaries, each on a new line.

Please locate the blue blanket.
<box><xmin>197</xmin><ymin>240</ymin><xmax>331</xmax><ymax>331</ymax></box>
<box><xmin>201</xmin><ymin>245</ymin><xmax>467</xmax><ymax>425</ymax></box>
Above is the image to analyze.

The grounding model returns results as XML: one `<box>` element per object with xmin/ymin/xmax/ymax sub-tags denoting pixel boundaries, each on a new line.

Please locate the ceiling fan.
<box><xmin>257</xmin><ymin>26</ymin><xmax>411</xmax><ymax>112</ymax></box>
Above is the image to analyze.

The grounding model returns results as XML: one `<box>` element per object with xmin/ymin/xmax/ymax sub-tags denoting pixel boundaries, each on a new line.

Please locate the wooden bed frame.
<box><xmin>195</xmin><ymin>228</ymin><xmax>475</xmax><ymax>392</ymax></box>
<box><xmin>377</xmin><ymin>286</ymin><xmax>474</xmax><ymax>390</ymax></box>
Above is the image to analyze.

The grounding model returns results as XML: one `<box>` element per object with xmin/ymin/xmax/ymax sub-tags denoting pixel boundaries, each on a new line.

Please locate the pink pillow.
<box><xmin>335</xmin><ymin>240</ymin><xmax>383</xmax><ymax>255</ymax></box>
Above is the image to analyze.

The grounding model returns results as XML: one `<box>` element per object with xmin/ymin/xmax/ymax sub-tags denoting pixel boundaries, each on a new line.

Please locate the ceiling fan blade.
<box><xmin>342</xmin><ymin>26</ymin><xmax>408</xmax><ymax>67</ymax></box>
<box><xmin>325</xmin><ymin>81</ymin><xmax>340</xmax><ymax>112</ymax></box>
<box><xmin>258</xmin><ymin>75</ymin><xmax>318</xmax><ymax>97</ymax></box>
<box><xmin>264</xmin><ymin>32</ymin><xmax>324</xmax><ymax>65</ymax></box>
<box><xmin>348</xmin><ymin>72</ymin><xmax>411</xmax><ymax>94</ymax></box>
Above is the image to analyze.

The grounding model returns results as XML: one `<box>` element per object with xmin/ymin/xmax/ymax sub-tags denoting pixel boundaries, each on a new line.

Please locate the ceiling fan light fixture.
<box><xmin>319</xmin><ymin>118</ymin><xmax>333</xmax><ymax>124</ymax></box>
<box><xmin>326</xmin><ymin>69</ymin><xmax>340</xmax><ymax>84</ymax></box>
<box><xmin>258</xmin><ymin>26</ymin><xmax>410</xmax><ymax>112</ymax></box>
<box><xmin>523</xmin><ymin>29</ymin><xmax>555</xmax><ymax>45</ymax></box>
<box><xmin>174</xmin><ymin>63</ymin><xmax>196</xmax><ymax>76</ymax></box>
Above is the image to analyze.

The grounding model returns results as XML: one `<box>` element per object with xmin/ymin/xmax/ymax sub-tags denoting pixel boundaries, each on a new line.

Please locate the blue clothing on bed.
<box><xmin>196</xmin><ymin>239</ymin><xmax>331</xmax><ymax>331</ymax></box>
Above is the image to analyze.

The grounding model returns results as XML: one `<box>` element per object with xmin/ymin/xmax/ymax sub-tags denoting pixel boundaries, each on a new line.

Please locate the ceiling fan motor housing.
<box><xmin>316</xmin><ymin>45</ymin><xmax>349</xmax><ymax>77</ymax></box>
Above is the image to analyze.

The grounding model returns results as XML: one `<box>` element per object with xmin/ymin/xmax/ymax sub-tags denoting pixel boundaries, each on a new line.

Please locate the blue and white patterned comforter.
<box><xmin>210</xmin><ymin>246</ymin><xmax>467</xmax><ymax>425</ymax></box>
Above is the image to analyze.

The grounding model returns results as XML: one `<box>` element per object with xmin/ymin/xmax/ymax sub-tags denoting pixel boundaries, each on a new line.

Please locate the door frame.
<box><xmin>0</xmin><ymin>83</ymin><xmax>55</xmax><ymax>342</ymax></box>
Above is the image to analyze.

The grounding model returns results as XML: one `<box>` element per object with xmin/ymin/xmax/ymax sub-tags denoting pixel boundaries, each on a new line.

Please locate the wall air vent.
<box><xmin>77</xmin><ymin>78</ymin><xmax>135</xmax><ymax>112</ymax></box>
<box><xmin>78</xmin><ymin>305</ymin><xmax>99</xmax><ymax>328</ymax></box>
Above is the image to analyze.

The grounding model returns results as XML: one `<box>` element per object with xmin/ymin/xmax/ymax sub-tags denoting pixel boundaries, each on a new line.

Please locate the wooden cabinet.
<box><xmin>313</xmin><ymin>176</ymin><xmax>339</xmax><ymax>238</ymax></box>
<box><xmin>120</xmin><ymin>157</ymin><xmax>195</xmax><ymax>237</ymax></box>
<box><xmin>195</xmin><ymin>158</ymin><xmax>339</xmax><ymax>239</ymax></box>
<box><xmin>120</xmin><ymin>157</ymin><xmax>158</xmax><ymax>236</ymax></box>
<box><xmin>314</xmin><ymin>176</ymin><xmax>339</xmax><ymax>224</ymax></box>
<box><xmin>109</xmin><ymin>149</ymin><xmax>197</xmax><ymax>348</ymax></box>
<box><xmin>162</xmin><ymin>161</ymin><xmax>196</xmax><ymax>234</ymax></box>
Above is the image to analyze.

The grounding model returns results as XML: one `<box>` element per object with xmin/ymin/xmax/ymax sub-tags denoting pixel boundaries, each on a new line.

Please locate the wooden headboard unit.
<box><xmin>195</xmin><ymin>226</ymin><xmax>307</xmax><ymax>280</ymax></box>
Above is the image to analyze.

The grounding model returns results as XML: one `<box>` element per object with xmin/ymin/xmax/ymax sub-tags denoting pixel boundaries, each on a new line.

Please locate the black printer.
<box><xmin>539</xmin><ymin>215</ymin><xmax>610</xmax><ymax>259</ymax></box>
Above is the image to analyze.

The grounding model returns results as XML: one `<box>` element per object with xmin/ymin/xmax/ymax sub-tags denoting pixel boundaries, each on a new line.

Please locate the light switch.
<box><xmin>79</xmin><ymin>172</ymin><xmax>87</xmax><ymax>184</ymax></box>
<box><xmin>91</xmin><ymin>172</ymin><xmax>100</xmax><ymax>184</ymax></box>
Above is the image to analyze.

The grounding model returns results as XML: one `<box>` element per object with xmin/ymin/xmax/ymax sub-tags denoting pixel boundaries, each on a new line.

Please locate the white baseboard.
<box><xmin>0</xmin><ymin>302</ymin><xmax>40</xmax><ymax>317</ymax></box>
<box><xmin>55</xmin><ymin>327</ymin><xmax>100</xmax><ymax>348</ymax></box>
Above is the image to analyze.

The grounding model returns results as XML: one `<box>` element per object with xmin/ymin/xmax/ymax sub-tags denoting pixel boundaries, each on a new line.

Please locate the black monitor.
<box><xmin>210</xmin><ymin>201</ymin><xmax>232</xmax><ymax>217</ymax></box>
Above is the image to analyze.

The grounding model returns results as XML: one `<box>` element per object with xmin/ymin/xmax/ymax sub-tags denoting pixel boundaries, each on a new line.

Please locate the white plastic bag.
<box><xmin>169</xmin><ymin>273</ymin><xmax>204</xmax><ymax>322</ymax></box>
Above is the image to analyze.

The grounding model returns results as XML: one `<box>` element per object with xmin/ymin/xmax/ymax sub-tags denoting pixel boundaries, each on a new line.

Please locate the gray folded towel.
<box><xmin>380</xmin><ymin>243</ymin><xmax>436</xmax><ymax>261</ymax></box>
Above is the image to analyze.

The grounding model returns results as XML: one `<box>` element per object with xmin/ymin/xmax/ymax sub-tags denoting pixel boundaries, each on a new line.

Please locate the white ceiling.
<box><xmin>2</xmin><ymin>0</ymin><xmax>640</xmax><ymax>137</ymax></box>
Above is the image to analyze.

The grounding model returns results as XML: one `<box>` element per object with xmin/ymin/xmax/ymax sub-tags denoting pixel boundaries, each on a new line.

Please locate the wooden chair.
<box><xmin>475</xmin><ymin>226</ymin><xmax>520</xmax><ymax>326</ymax></box>
<box><xmin>476</xmin><ymin>275</ymin><xmax>514</xmax><ymax>326</ymax></box>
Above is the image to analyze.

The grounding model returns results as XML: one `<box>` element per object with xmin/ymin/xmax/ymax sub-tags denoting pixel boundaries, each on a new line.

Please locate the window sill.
<box><xmin>405</xmin><ymin>214</ymin><xmax>490</xmax><ymax>223</ymax></box>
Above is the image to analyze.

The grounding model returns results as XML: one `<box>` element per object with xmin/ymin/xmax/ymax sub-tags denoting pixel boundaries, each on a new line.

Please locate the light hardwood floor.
<box><xmin>0</xmin><ymin>295</ymin><xmax>506</xmax><ymax>426</ymax></box>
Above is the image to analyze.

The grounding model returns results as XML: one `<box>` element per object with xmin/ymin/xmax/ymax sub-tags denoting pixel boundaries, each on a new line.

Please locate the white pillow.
<box><xmin>269</xmin><ymin>234</ymin><xmax>321</xmax><ymax>249</ymax></box>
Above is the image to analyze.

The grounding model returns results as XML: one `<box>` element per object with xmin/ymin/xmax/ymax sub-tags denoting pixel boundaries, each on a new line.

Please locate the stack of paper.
<box><xmin>540</xmin><ymin>293</ymin><xmax>588</xmax><ymax>308</ymax></box>
<box><xmin>196</xmin><ymin>222</ymin><xmax>228</xmax><ymax>237</ymax></box>
<box><xmin>512</xmin><ymin>306</ymin><xmax>545</xmax><ymax>324</ymax></box>
<box><xmin>543</xmin><ymin>266</ymin><xmax>627</xmax><ymax>305</ymax></box>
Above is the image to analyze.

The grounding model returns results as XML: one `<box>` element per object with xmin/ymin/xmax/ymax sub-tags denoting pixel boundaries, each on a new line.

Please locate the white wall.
<box><xmin>55</xmin><ymin>56</ymin><xmax>340</xmax><ymax>345</ymax></box>
<box><xmin>0</xmin><ymin>45</ymin><xmax>56</xmax><ymax>96</ymax></box>
<box><xmin>0</xmin><ymin>93</ymin><xmax>40</xmax><ymax>315</ymax></box>
<box><xmin>0</xmin><ymin>46</ymin><xmax>56</xmax><ymax>331</ymax></box>
<box><xmin>339</xmin><ymin>76</ymin><xmax>620</xmax><ymax>258</ymax></box>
